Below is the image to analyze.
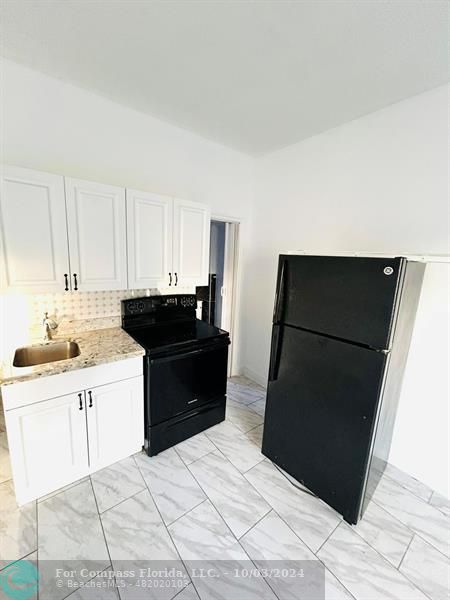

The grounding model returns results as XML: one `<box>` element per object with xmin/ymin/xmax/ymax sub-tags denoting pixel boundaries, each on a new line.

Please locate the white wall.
<box><xmin>389</xmin><ymin>262</ymin><xmax>449</xmax><ymax>496</ymax></box>
<box><xmin>245</xmin><ymin>85</ymin><xmax>449</xmax><ymax>496</ymax></box>
<box><xmin>1</xmin><ymin>59</ymin><xmax>254</xmax><ymax>374</ymax></box>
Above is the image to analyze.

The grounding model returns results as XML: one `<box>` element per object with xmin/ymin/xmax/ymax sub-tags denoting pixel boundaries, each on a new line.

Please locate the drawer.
<box><xmin>146</xmin><ymin>396</ymin><xmax>226</xmax><ymax>456</ymax></box>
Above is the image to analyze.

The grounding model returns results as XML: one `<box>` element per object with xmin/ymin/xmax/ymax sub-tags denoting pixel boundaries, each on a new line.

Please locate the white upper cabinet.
<box><xmin>1</xmin><ymin>165</ymin><xmax>211</xmax><ymax>293</ymax></box>
<box><xmin>173</xmin><ymin>198</ymin><xmax>210</xmax><ymax>287</ymax></box>
<box><xmin>65</xmin><ymin>178</ymin><xmax>127</xmax><ymax>291</ymax></box>
<box><xmin>127</xmin><ymin>193</ymin><xmax>211</xmax><ymax>289</ymax></box>
<box><xmin>0</xmin><ymin>166</ymin><xmax>70</xmax><ymax>292</ymax></box>
<box><xmin>126</xmin><ymin>189</ymin><xmax>173</xmax><ymax>289</ymax></box>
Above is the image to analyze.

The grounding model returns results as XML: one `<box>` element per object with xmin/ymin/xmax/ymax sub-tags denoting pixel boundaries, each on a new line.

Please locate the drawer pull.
<box><xmin>188</xmin><ymin>398</ymin><xmax>199</xmax><ymax>404</ymax></box>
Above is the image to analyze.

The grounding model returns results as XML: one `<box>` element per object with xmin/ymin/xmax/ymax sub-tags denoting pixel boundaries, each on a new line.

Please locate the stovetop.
<box><xmin>124</xmin><ymin>319</ymin><xmax>228</xmax><ymax>354</ymax></box>
<box><xmin>121</xmin><ymin>294</ymin><xmax>229</xmax><ymax>356</ymax></box>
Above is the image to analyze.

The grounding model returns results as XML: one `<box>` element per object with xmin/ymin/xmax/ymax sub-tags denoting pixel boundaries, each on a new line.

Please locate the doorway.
<box><xmin>196</xmin><ymin>219</ymin><xmax>239</xmax><ymax>376</ymax></box>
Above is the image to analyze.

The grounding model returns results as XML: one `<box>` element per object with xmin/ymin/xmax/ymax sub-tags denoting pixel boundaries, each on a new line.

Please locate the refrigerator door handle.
<box><xmin>273</xmin><ymin>259</ymin><xmax>287</xmax><ymax>323</ymax></box>
<box><xmin>268</xmin><ymin>325</ymin><xmax>281</xmax><ymax>382</ymax></box>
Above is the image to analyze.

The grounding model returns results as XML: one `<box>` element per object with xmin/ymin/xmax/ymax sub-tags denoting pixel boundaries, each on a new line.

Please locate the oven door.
<box><xmin>146</xmin><ymin>340</ymin><xmax>229</xmax><ymax>426</ymax></box>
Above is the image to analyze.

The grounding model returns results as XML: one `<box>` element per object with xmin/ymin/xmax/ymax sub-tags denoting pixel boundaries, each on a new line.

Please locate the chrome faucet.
<box><xmin>43</xmin><ymin>312</ymin><xmax>58</xmax><ymax>341</ymax></box>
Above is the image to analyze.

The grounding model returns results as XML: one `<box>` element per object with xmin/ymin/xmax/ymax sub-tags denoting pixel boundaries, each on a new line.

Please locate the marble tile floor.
<box><xmin>0</xmin><ymin>376</ymin><xmax>448</xmax><ymax>600</ymax></box>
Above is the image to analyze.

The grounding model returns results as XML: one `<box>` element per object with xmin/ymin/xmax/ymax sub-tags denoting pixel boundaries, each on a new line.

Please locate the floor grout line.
<box><xmin>132</xmin><ymin>454</ymin><xmax>197</xmax><ymax>597</ymax></box>
<box><xmin>183</xmin><ymin>435</ymin><xmax>273</xmax><ymax>540</ymax></box>
<box><xmin>184</xmin><ymin>461</ymin><xmax>282</xmax><ymax>600</ymax></box>
<box><xmin>175</xmin><ymin>447</ymin><xmax>217</xmax><ymax>468</ymax></box>
<box><xmin>62</xmin><ymin>566</ymin><xmax>116</xmax><ymax>600</ymax></box>
<box><xmin>329</xmin><ymin>521</ymin><xmax>437</xmax><ymax>600</ymax></box>
<box><xmin>95</xmin><ymin>484</ymin><xmax>148</xmax><ymax>516</ymax></box>
<box><xmin>397</xmin><ymin>533</ymin><xmax>415</xmax><ymax>571</ymax></box>
<box><xmin>0</xmin><ymin>549</ymin><xmax>38</xmax><ymax>573</ymax></box>
<box><xmin>314</xmin><ymin>520</ymin><xmax>341</xmax><ymax>555</ymax></box>
<box><xmin>88</xmin><ymin>476</ymin><xmax>114</xmax><ymax>567</ymax></box>
<box><xmin>237</xmin><ymin>508</ymin><xmax>273</xmax><ymax>541</ymax></box>
<box><xmin>37</xmin><ymin>477</ymin><xmax>90</xmax><ymax>504</ymax></box>
<box><xmin>382</xmin><ymin>471</ymin><xmax>433</xmax><ymax>505</ymax></box>
<box><xmin>370</xmin><ymin>496</ymin><xmax>450</xmax><ymax>562</ymax></box>
<box><xmin>165</xmin><ymin>497</ymin><xmax>208</xmax><ymax>528</ymax></box>
<box><xmin>240</xmin><ymin>461</ymin><xmax>359</xmax><ymax>600</ymax></box>
<box><xmin>241</xmin><ymin>462</ymin><xmax>327</xmax><ymax>556</ymax></box>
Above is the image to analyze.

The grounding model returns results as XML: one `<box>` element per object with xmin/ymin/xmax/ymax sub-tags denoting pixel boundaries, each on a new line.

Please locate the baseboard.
<box><xmin>242</xmin><ymin>366</ymin><xmax>267</xmax><ymax>389</ymax></box>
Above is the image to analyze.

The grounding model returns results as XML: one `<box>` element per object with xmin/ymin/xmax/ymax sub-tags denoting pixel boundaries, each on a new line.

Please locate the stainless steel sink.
<box><xmin>13</xmin><ymin>341</ymin><xmax>81</xmax><ymax>367</ymax></box>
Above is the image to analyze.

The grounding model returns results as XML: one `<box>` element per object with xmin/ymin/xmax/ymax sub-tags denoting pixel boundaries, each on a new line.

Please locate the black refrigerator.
<box><xmin>261</xmin><ymin>254</ymin><xmax>424</xmax><ymax>524</ymax></box>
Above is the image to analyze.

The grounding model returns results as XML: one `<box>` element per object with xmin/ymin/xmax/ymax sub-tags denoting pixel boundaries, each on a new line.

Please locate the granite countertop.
<box><xmin>0</xmin><ymin>327</ymin><xmax>145</xmax><ymax>386</ymax></box>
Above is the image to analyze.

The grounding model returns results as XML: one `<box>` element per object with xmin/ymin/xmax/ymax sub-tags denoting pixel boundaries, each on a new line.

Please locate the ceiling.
<box><xmin>1</xmin><ymin>1</ymin><xmax>448</xmax><ymax>155</ymax></box>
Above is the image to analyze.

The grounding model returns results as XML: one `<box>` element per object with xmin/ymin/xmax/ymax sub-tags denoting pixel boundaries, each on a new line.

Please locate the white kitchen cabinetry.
<box><xmin>126</xmin><ymin>189</ymin><xmax>173</xmax><ymax>288</ymax></box>
<box><xmin>86</xmin><ymin>377</ymin><xmax>143</xmax><ymax>471</ymax></box>
<box><xmin>173</xmin><ymin>198</ymin><xmax>210</xmax><ymax>287</ymax></box>
<box><xmin>127</xmin><ymin>192</ymin><xmax>210</xmax><ymax>288</ymax></box>
<box><xmin>0</xmin><ymin>166</ymin><xmax>70</xmax><ymax>292</ymax></box>
<box><xmin>65</xmin><ymin>178</ymin><xmax>127</xmax><ymax>291</ymax></box>
<box><xmin>3</xmin><ymin>360</ymin><xmax>144</xmax><ymax>505</ymax></box>
<box><xmin>1</xmin><ymin>164</ymin><xmax>211</xmax><ymax>293</ymax></box>
<box><xmin>5</xmin><ymin>391</ymin><xmax>89</xmax><ymax>503</ymax></box>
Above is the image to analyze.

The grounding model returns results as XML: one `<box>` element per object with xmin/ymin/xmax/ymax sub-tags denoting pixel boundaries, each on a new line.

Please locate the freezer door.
<box><xmin>262</xmin><ymin>324</ymin><xmax>387</xmax><ymax>524</ymax></box>
<box><xmin>274</xmin><ymin>255</ymin><xmax>404</xmax><ymax>349</ymax></box>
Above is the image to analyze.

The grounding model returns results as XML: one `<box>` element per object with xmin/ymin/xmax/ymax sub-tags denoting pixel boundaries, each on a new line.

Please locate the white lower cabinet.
<box><xmin>6</xmin><ymin>391</ymin><xmax>89</xmax><ymax>503</ymax></box>
<box><xmin>4</xmin><ymin>369</ymin><xmax>144</xmax><ymax>505</ymax></box>
<box><xmin>86</xmin><ymin>377</ymin><xmax>143</xmax><ymax>471</ymax></box>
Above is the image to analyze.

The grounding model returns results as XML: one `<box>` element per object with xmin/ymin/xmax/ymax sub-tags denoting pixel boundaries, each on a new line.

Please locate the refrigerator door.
<box><xmin>274</xmin><ymin>255</ymin><xmax>404</xmax><ymax>349</ymax></box>
<box><xmin>262</xmin><ymin>324</ymin><xmax>387</xmax><ymax>523</ymax></box>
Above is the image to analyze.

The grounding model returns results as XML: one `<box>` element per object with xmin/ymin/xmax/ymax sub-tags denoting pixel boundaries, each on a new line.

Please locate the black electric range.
<box><xmin>122</xmin><ymin>294</ymin><xmax>230</xmax><ymax>456</ymax></box>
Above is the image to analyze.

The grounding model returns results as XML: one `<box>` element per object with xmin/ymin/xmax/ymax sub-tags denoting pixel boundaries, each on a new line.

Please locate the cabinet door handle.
<box><xmin>73</xmin><ymin>273</ymin><xmax>78</xmax><ymax>291</ymax></box>
<box><xmin>78</xmin><ymin>393</ymin><xmax>83</xmax><ymax>411</ymax></box>
<box><xmin>174</xmin><ymin>272</ymin><xmax>178</xmax><ymax>286</ymax></box>
<box><xmin>88</xmin><ymin>390</ymin><xmax>93</xmax><ymax>408</ymax></box>
<box><xmin>64</xmin><ymin>273</ymin><xmax>69</xmax><ymax>291</ymax></box>
<box><xmin>168</xmin><ymin>272</ymin><xmax>172</xmax><ymax>286</ymax></box>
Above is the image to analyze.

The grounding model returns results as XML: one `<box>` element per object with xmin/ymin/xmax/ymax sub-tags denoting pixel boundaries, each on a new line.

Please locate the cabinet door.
<box><xmin>172</xmin><ymin>198</ymin><xmax>210</xmax><ymax>287</ymax></box>
<box><xmin>126</xmin><ymin>189</ymin><xmax>173</xmax><ymax>289</ymax></box>
<box><xmin>86</xmin><ymin>376</ymin><xmax>143</xmax><ymax>471</ymax></box>
<box><xmin>0</xmin><ymin>166</ymin><xmax>70</xmax><ymax>292</ymax></box>
<box><xmin>5</xmin><ymin>392</ymin><xmax>89</xmax><ymax>504</ymax></box>
<box><xmin>65</xmin><ymin>178</ymin><xmax>127</xmax><ymax>291</ymax></box>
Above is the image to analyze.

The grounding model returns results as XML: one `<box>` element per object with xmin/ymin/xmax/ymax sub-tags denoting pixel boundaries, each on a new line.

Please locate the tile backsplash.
<box><xmin>27</xmin><ymin>287</ymin><xmax>194</xmax><ymax>326</ymax></box>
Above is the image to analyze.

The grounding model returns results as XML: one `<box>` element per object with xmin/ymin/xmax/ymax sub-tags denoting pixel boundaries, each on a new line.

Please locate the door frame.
<box><xmin>211</xmin><ymin>215</ymin><xmax>240</xmax><ymax>377</ymax></box>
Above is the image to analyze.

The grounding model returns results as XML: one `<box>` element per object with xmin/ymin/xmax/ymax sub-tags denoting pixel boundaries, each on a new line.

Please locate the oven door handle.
<box><xmin>149</xmin><ymin>341</ymin><xmax>229</xmax><ymax>364</ymax></box>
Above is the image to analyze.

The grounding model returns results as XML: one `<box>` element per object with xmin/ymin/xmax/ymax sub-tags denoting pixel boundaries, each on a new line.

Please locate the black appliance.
<box><xmin>196</xmin><ymin>274</ymin><xmax>217</xmax><ymax>325</ymax></box>
<box><xmin>262</xmin><ymin>255</ymin><xmax>424</xmax><ymax>524</ymax></box>
<box><xmin>122</xmin><ymin>294</ymin><xmax>230</xmax><ymax>456</ymax></box>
